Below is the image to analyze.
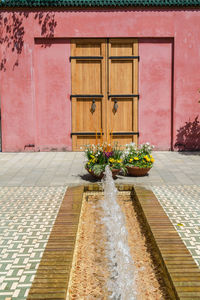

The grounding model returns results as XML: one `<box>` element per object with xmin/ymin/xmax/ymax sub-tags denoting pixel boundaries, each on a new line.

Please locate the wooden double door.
<box><xmin>71</xmin><ymin>38</ymin><xmax>139</xmax><ymax>151</ymax></box>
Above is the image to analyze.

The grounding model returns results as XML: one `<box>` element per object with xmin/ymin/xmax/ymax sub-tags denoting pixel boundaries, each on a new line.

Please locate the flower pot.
<box><xmin>86</xmin><ymin>168</ymin><xmax>120</xmax><ymax>180</ymax></box>
<box><xmin>111</xmin><ymin>168</ymin><xmax>120</xmax><ymax>179</ymax></box>
<box><xmin>86</xmin><ymin>168</ymin><xmax>104</xmax><ymax>180</ymax></box>
<box><xmin>126</xmin><ymin>166</ymin><xmax>151</xmax><ymax>177</ymax></box>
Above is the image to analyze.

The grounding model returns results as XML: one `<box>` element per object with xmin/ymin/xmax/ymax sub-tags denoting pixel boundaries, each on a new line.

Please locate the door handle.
<box><xmin>91</xmin><ymin>99</ymin><xmax>96</xmax><ymax>113</ymax></box>
<box><xmin>113</xmin><ymin>99</ymin><xmax>118</xmax><ymax>112</ymax></box>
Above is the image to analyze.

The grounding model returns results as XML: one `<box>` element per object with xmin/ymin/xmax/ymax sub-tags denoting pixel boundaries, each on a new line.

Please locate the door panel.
<box><xmin>74</xmin><ymin>61</ymin><xmax>102</xmax><ymax>94</ymax></box>
<box><xmin>110</xmin><ymin>99</ymin><xmax>133</xmax><ymax>132</ymax></box>
<box><xmin>76</xmin><ymin>99</ymin><xmax>102</xmax><ymax>132</ymax></box>
<box><xmin>71</xmin><ymin>39</ymin><xmax>106</xmax><ymax>151</ymax></box>
<box><xmin>75</xmin><ymin>42</ymin><xmax>102</xmax><ymax>56</ymax></box>
<box><xmin>112</xmin><ymin>136</ymin><xmax>133</xmax><ymax>146</ymax></box>
<box><xmin>108</xmin><ymin>39</ymin><xmax>139</xmax><ymax>147</ymax></box>
<box><xmin>110</xmin><ymin>40</ymin><xmax>135</xmax><ymax>56</ymax></box>
<box><xmin>110</xmin><ymin>61</ymin><xmax>133</xmax><ymax>94</ymax></box>
<box><xmin>71</xmin><ymin>38</ymin><xmax>138</xmax><ymax>150</ymax></box>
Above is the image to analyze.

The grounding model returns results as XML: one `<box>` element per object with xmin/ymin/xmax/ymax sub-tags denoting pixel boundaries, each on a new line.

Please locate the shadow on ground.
<box><xmin>79</xmin><ymin>174</ymin><xmax>100</xmax><ymax>183</ymax></box>
<box><xmin>177</xmin><ymin>152</ymin><xmax>200</xmax><ymax>156</ymax></box>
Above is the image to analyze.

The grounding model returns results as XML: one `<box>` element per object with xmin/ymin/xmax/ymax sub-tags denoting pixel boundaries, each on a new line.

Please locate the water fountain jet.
<box><xmin>100</xmin><ymin>166</ymin><xmax>137</xmax><ymax>300</ymax></box>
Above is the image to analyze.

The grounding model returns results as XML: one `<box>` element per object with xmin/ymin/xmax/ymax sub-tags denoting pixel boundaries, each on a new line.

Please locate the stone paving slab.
<box><xmin>0</xmin><ymin>151</ymin><xmax>199</xmax><ymax>186</ymax></box>
<box><xmin>0</xmin><ymin>186</ymin><xmax>66</xmax><ymax>300</ymax></box>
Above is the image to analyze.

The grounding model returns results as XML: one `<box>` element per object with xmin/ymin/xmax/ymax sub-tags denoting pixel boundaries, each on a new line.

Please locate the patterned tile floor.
<box><xmin>152</xmin><ymin>185</ymin><xmax>200</xmax><ymax>268</ymax></box>
<box><xmin>0</xmin><ymin>184</ymin><xmax>200</xmax><ymax>298</ymax></box>
<box><xmin>0</xmin><ymin>186</ymin><xmax>66</xmax><ymax>300</ymax></box>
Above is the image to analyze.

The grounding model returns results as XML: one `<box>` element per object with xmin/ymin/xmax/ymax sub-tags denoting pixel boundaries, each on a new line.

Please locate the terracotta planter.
<box><xmin>126</xmin><ymin>166</ymin><xmax>151</xmax><ymax>177</ymax></box>
<box><xmin>86</xmin><ymin>168</ymin><xmax>104</xmax><ymax>180</ymax></box>
<box><xmin>86</xmin><ymin>168</ymin><xmax>120</xmax><ymax>180</ymax></box>
<box><xmin>110</xmin><ymin>168</ymin><xmax>121</xmax><ymax>179</ymax></box>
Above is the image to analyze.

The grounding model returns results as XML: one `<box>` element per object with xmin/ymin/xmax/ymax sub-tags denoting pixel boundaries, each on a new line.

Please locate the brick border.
<box><xmin>28</xmin><ymin>184</ymin><xmax>200</xmax><ymax>299</ymax></box>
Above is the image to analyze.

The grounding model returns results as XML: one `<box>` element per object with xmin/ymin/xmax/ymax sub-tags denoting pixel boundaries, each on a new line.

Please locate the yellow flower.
<box><xmin>117</xmin><ymin>159</ymin><xmax>122</xmax><ymax>163</ymax></box>
<box><xmin>134</xmin><ymin>157</ymin><xmax>139</xmax><ymax>160</ymax></box>
<box><xmin>129</xmin><ymin>158</ymin><xmax>133</xmax><ymax>162</ymax></box>
<box><xmin>91</xmin><ymin>155</ymin><xmax>94</xmax><ymax>158</ymax></box>
<box><xmin>151</xmin><ymin>158</ymin><xmax>154</xmax><ymax>163</ymax></box>
<box><xmin>144</xmin><ymin>155</ymin><xmax>150</xmax><ymax>162</ymax></box>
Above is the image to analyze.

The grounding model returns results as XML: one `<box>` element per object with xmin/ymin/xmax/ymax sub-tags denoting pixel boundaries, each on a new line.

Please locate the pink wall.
<box><xmin>139</xmin><ymin>39</ymin><xmax>172</xmax><ymax>150</ymax></box>
<box><xmin>0</xmin><ymin>8</ymin><xmax>200</xmax><ymax>151</ymax></box>
<box><xmin>34</xmin><ymin>39</ymin><xmax>71</xmax><ymax>151</ymax></box>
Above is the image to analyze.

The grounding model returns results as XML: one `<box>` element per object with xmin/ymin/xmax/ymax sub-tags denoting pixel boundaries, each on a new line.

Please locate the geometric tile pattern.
<box><xmin>0</xmin><ymin>186</ymin><xmax>66</xmax><ymax>300</ymax></box>
<box><xmin>152</xmin><ymin>185</ymin><xmax>200</xmax><ymax>268</ymax></box>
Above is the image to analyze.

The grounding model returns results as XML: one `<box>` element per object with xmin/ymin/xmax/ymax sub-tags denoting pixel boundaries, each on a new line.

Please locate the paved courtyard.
<box><xmin>0</xmin><ymin>151</ymin><xmax>200</xmax><ymax>299</ymax></box>
<box><xmin>0</xmin><ymin>151</ymin><xmax>199</xmax><ymax>186</ymax></box>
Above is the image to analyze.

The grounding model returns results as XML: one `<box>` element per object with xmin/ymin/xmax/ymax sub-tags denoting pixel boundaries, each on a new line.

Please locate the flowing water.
<box><xmin>101</xmin><ymin>166</ymin><xmax>137</xmax><ymax>299</ymax></box>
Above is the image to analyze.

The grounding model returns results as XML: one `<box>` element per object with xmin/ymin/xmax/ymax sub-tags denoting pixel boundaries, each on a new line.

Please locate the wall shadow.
<box><xmin>174</xmin><ymin>116</ymin><xmax>200</xmax><ymax>153</ymax></box>
<box><xmin>0</xmin><ymin>11</ymin><xmax>57</xmax><ymax>71</ymax></box>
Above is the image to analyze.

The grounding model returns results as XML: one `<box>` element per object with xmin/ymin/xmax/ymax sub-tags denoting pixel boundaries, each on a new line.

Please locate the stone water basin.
<box><xmin>67</xmin><ymin>189</ymin><xmax>170</xmax><ymax>300</ymax></box>
<box><xmin>28</xmin><ymin>184</ymin><xmax>200</xmax><ymax>300</ymax></box>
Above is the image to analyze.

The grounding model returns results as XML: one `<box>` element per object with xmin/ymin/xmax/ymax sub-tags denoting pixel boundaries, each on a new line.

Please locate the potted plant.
<box><xmin>84</xmin><ymin>143</ymin><xmax>125</xmax><ymax>179</ymax></box>
<box><xmin>123</xmin><ymin>142</ymin><xmax>154</xmax><ymax>176</ymax></box>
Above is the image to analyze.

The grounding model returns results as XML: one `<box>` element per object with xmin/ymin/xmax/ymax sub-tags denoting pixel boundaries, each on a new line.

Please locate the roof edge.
<box><xmin>1</xmin><ymin>0</ymin><xmax>200</xmax><ymax>8</ymax></box>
